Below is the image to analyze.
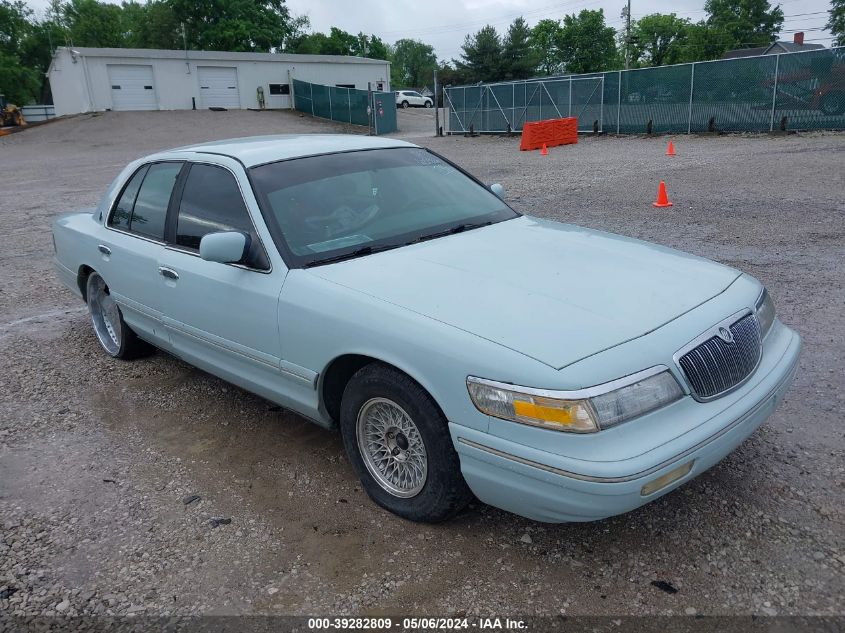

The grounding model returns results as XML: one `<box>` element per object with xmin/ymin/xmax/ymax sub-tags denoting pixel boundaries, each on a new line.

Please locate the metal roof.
<box><xmin>60</xmin><ymin>46</ymin><xmax>389</xmax><ymax>66</ymax></box>
<box><xmin>167</xmin><ymin>134</ymin><xmax>416</xmax><ymax>167</ymax></box>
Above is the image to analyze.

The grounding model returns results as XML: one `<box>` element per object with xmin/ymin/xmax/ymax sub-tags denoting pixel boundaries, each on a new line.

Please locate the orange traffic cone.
<box><xmin>653</xmin><ymin>181</ymin><xmax>673</xmax><ymax>207</ymax></box>
<box><xmin>540</xmin><ymin>143</ymin><xmax>549</xmax><ymax>156</ymax></box>
<box><xmin>666</xmin><ymin>139</ymin><xmax>676</xmax><ymax>156</ymax></box>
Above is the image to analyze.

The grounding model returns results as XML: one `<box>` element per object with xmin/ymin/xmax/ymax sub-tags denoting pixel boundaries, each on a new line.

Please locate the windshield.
<box><xmin>249</xmin><ymin>147</ymin><xmax>518</xmax><ymax>267</ymax></box>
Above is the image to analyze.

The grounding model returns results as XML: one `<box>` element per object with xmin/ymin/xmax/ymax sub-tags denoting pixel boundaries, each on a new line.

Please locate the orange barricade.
<box><xmin>519</xmin><ymin>117</ymin><xmax>578</xmax><ymax>151</ymax></box>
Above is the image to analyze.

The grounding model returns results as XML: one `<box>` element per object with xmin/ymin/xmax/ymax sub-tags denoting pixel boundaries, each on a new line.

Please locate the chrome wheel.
<box><xmin>356</xmin><ymin>397</ymin><xmax>428</xmax><ymax>498</ymax></box>
<box><xmin>87</xmin><ymin>273</ymin><xmax>121</xmax><ymax>356</ymax></box>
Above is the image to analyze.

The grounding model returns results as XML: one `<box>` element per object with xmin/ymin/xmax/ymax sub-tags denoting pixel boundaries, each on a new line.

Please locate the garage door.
<box><xmin>107</xmin><ymin>65</ymin><xmax>157</xmax><ymax>111</ymax></box>
<box><xmin>198</xmin><ymin>67</ymin><xmax>240</xmax><ymax>109</ymax></box>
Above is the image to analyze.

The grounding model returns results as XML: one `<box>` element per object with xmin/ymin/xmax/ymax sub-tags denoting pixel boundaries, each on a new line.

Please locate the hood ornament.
<box><xmin>717</xmin><ymin>326</ymin><xmax>734</xmax><ymax>343</ymax></box>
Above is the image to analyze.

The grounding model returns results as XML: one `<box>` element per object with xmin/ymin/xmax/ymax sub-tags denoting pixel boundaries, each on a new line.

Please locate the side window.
<box><xmin>111</xmin><ymin>162</ymin><xmax>181</xmax><ymax>241</ymax></box>
<box><xmin>175</xmin><ymin>164</ymin><xmax>269</xmax><ymax>270</ymax></box>
<box><xmin>109</xmin><ymin>165</ymin><xmax>148</xmax><ymax>230</ymax></box>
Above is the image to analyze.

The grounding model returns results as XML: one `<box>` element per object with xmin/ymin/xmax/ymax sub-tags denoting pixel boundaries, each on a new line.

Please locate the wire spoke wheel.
<box><xmin>357</xmin><ymin>397</ymin><xmax>428</xmax><ymax>498</ymax></box>
<box><xmin>87</xmin><ymin>274</ymin><xmax>121</xmax><ymax>356</ymax></box>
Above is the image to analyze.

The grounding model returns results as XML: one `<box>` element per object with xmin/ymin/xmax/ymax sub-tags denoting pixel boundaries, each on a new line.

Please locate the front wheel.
<box><xmin>86</xmin><ymin>272</ymin><xmax>152</xmax><ymax>359</ymax></box>
<box><xmin>340</xmin><ymin>363</ymin><xmax>473</xmax><ymax>522</ymax></box>
<box><xmin>424</xmin><ymin>100</ymin><xmax>432</xmax><ymax>108</ymax></box>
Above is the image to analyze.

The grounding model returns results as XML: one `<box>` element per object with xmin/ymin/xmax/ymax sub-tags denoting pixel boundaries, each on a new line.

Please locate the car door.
<box><xmin>101</xmin><ymin>160</ymin><xmax>184</xmax><ymax>349</ymax></box>
<box><xmin>156</xmin><ymin>159</ymin><xmax>288</xmax><ymax>399</ymax></box>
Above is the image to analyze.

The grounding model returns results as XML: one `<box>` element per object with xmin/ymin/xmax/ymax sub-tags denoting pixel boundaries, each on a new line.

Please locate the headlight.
<box><xmin>756</xmin><ymin>288</ymin><xmax>776</xmax><ymax>338</ymax></box>
<box><xmin>467</xmin><ymin>368</ymin><xmax>683</xmax><ymax>433</ymax></box>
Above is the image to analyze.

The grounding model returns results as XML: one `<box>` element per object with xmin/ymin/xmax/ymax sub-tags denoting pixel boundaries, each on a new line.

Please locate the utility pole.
<box><xmin>622</xmin><ymin>0</ymin><xmax>632</xmax><ymax>70</ymax></box>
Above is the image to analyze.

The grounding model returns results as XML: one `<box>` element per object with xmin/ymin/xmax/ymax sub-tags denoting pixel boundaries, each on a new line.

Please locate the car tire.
<box><xmin>424</xmin><ymin>100</ymin><xmax>432</xmax><ymax>108</ymax></box>
<box><xmin>339</xmin><ymin>363</ymin><xmax>473</xmax><ymax>522</ymax></box>
<box><xmin>86</xmin><ymin>272</ymin><xmax>153</xmax><ymax>360</ymax></box>
<box><xmin>819</xmin><ymin>92</ymin><xmax>845</xmax><ymax>116</ymax></box>
<box><xmin>401</xmin><ymin>101</ymin><xmax>409</xmax><ymax>109</ymax></box>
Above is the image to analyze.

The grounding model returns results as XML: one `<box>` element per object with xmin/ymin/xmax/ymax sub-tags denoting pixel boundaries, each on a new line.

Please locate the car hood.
<box><xmin>308</xmin><ymin>216</ymin><xmax>740</xmax><ymax>370</ymax></box>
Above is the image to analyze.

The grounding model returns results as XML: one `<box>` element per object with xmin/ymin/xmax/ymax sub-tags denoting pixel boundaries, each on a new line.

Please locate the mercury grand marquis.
<box><xmin>51</xmin><ymin>134</ymin><xmax>801</xmax><ymax>523</ymax></box>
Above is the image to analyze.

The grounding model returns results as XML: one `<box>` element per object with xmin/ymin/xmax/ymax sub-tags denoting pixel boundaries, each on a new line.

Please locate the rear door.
<box><xmin>157</xmin><ymin>159</ymin><xmax>287</xmax><ymax>397</ymax></box>
<box><xmin>108</xmin><ymin>64</ymin><xmax>157</xmax><ymax>111</ymax></box>
<box><xmin>102</xmin><ymin>161</ymin><xmax>184</xmax><ymax>347</ymax></box>
<box><xmin>197</xmin><ymin>67</ymin><xmax>240</xmax><ymax>109</ymax></box>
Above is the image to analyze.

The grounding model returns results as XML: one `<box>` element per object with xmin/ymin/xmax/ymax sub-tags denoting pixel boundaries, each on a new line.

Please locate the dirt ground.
<box><xmin>1</xmin><ymin>109</ymin><xmax>843</xmax><ymax>619</ymax></box>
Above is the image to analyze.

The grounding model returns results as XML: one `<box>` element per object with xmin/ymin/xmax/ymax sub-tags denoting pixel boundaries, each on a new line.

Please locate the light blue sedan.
<box><xmin>52</xmin><ymin>135</ymin><xmax>801</xmax><ymax>523</ymax></box>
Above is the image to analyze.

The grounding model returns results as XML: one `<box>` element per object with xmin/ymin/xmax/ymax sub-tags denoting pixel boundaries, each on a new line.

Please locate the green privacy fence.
<box><xmin>292</xmin><ymin>79</ymin><xmax>397</xmax><ymax>135</ymax></box>
<box><xmin>445</xmin><ymin>47</ymin><xmax>845</xmax><ymax>135</ymax></box>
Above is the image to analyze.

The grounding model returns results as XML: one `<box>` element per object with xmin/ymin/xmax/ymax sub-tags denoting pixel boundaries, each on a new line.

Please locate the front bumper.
<box><xmin>450</xmin><ymin>322</ymin><xmax>801</xmax><ymax>522</ymax></box>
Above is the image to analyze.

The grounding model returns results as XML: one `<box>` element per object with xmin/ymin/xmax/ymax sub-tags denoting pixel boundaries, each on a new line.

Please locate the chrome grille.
<box><xmin>678</xmin><ymin>314</ymin><xmax>762</xmax><ymax>400</ymax></box>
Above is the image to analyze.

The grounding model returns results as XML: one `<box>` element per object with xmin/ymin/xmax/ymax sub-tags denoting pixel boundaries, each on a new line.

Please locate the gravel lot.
<box><xmin>1</xmin><ymin>109</ymin><xmax>843</xmax><ymax>620</ymax></box>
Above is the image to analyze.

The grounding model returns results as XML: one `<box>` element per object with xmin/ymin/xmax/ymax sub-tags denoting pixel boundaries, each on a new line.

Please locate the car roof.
<box><xmin>168</xmin><ymin>134</ymin><xmax>418</xmax><ymax>167</ymax></box>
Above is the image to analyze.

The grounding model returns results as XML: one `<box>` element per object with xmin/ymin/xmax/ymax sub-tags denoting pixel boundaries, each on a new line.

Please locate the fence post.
<box><xmin>434</xmin><ymin>69</ymin><xmax>439</xmax><ymax>136</ymax></box>
<box><xmin>616</xmin><ymin>71</ymin><xmax>622</xmax><ymax>134</ymax></box>
<box><xmin>687</xmin><ymin>62</ymin><xmax>695</xmax><ymax>134</ymax></box>
<box><xmin>568</xmin><ymin>78</ymin><xmax>572</xmax><ymax>117</ymax></box>
<box><xmin>310</xmin><ymin>82</ymin><xmax>314</xmax><ymax>116</ymax></box>
<box><xmin>539</xmin><ymin>83</ymin><xmax>542</xmax><ymax>121</ymax></box>
<box><xmin>288</xmin><ymin>70</ymin><xmax>295</xmax><ymax>110</ymax></box>
<box><xmin>374</xmin><ymin>91</ymin><xmax>379</xmax><ymax>135</ymax></box>
<box><xmin>599</xmin><ymin>75</ymin><xmax>604</xmax><ymax>133</ymax></box>
<box><xmin>770</xmin><ymin>54</ymin><xmax>780</xmax><ymax>132</ymax></box>
<box><xmin>328</xmin><ymin>87</ymin><xmax>333</xmax><ymax>121</ymax></box>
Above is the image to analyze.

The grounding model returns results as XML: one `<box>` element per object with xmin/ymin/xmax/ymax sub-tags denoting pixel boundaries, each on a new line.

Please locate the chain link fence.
<box><xmin>292</xmin><ymin>79</ymin><xmax>397</xmax><ymax>135</ymax></box>
<box><xmin>445</xmin><ymin>46</ymin><xmax>845</xmax><ymax>135</ymax></box>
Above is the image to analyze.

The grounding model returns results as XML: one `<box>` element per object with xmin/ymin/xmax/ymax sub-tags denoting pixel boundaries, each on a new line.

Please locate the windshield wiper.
<box><xmin>409</xmin><ymin>221</ymin><xmax>493</xmax><ymax>245</ymax></box>
<box><xmin>304</xmin><ymin>243</ymin><xmax>401</xmax><ymax>268</ymax></box>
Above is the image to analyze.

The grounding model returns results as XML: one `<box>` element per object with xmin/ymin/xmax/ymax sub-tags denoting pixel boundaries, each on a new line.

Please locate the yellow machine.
<box><xmin>0</xmin><ymin>95</ymin><xmax>26</xmax><ymax>128</ymax></box>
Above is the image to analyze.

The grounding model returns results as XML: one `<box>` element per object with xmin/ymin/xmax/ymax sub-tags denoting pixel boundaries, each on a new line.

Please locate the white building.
<box><xmin>48</xmin><ymin>47</ymin><xmax>391</xmax><ymax>116</ymax></box>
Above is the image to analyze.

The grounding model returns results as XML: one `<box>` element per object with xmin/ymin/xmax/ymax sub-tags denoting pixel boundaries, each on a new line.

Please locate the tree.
<box><xmin>558</xmin><ymin>9</ymin><xmax>617</xmax><ymax>74</ymax></box>
<box><xmin>677</xmin><ymin>21</ymin><xmax>734</xmax><ymax>61</ymax></box>
<box><xmin>501</xmin><ymin>17</ymin><xmax>536</xmax><ymax>80</ymax></box>
<box><xmin>828</xmin><ymin>0</ymin><xmax>845</xmax><ymax>46</ymax></box>
<box><xmin>61</xmin><ymin>0</ymin><xmax>124</xmax><ymax>48</ymax></box>
<box><xmin>530</xmin><ymin>18</ymin><xmax>563</xmax><ymax>76</ymax></box>
<box><xmin>391</xmin><ymin>38</ymin><xmax>436</xmax><ymax>88</ymax></box>
<box><xmin>0</xmin><ymin>0</ymin><xmax>41</xmax><ymax>103</ymax></box>
<box><xmin>435</xmin><ymin>61</ymin><xmax>466</xmax><ymax>88</ymax></box>
<box><xmin>631</xmin><ymin>13</ymin><xmax>691</xmax><ymax>67</ymax></box>
<box><xmin>121</xmin><ymin>1</ymin><xmax>181</xmax><ymax>49</ymax></box>
<box><xmin>456</xmin><ymin>24</ymin><xmax>502</xmax><ymax>83</ymax></box>
<box><xmin>704</xmin><ymin>0</ymin><xmax>783</xmax><ymax>51</ymax></box>
<box><xmin>319</xmin><ymin>26</ymin><xmax>357</xmax><ymax>55</ymax></box>
<box><xmin>352</xmin><ymin>32</ymin><xmax>389</xmax><ymax>60</ymax></box>
<box><xmin>170</xmin><ymin>0</ymin><xmax>300</xmax><ymax>52</ymax></box>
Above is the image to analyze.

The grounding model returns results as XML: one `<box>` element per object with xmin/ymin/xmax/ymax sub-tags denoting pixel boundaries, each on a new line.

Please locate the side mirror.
<box><xmin>199</xmin><ymin>231</ymin><xmax>249</xmax><ymax>264</ymax></box>
<box><xmin>490</xmin><ymin>183</ymin><xmax>505</xmax><ymax>199</ymax></box>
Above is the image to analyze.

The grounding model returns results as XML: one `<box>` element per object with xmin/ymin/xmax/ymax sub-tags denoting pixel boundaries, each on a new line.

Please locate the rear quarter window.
<box><xmin>109</xmin><ymin>166</ymin><xmax>148</xmax><ymax>230</ymax></box>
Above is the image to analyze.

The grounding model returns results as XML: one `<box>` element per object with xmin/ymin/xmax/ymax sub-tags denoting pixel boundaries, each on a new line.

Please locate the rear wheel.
<box><xmin>86</xmin><ymin>272</ymin><xmax>152</xmax><ymax>359</ymax></box>
<box><xmin>340</xmin><ymin>363</ymin><xmax>472</xmax><ymax>522</ymax></box>
<box><xmin>401</xmin><ymin>101</ymin><xmax>409</xmax><ymax>109</ymax></box>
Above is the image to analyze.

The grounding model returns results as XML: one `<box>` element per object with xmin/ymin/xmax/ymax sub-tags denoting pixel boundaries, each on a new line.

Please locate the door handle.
<box><xmin>98</xmin><ymin>244</ymin><xmax>111</xmax><ymax>256</ymax></box>
<box><xmin>158</xmin><ymin>266</ymin><xmax>179</xmax><ymax>281</ymax></box>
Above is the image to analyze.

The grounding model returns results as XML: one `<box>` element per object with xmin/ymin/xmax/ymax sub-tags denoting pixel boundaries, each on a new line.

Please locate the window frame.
<box><xmin>106</xmin><ymin>160</ymin><xmax>186</xmax><ymax>244</ymax></box>
<box><xmin>164</xmin><ymin>160</ymin><xmax>273</xmax><ymax>274</ymax></box>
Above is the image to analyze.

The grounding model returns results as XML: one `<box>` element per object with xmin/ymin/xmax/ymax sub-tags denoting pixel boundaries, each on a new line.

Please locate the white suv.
<box><xmin>395</xmin><ymin>90</ymin><xmax>433</xmax><ymax>108</ymax></box>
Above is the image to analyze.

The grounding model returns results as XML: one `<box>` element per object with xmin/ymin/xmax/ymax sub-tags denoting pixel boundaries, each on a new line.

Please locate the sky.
<box><xmin>284</xmin><ymin>0</ymin><xmax>837</xmax><ymax>60</ymax></box>
<box><xmin>26</xmin><ymin>0</ymin><xmax>837</xmax><ymax>61</ymax></box>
